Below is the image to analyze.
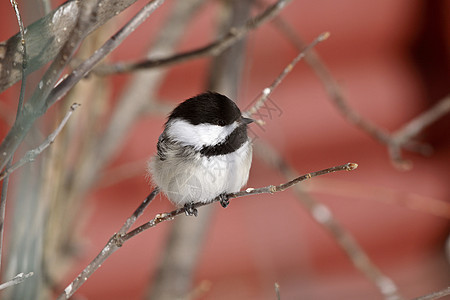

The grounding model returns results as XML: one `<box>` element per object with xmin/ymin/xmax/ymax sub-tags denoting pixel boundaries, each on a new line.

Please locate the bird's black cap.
<box><xmin>168</xmin><ymin>91</ymin><xmax>242</xmax><ymax>126</ymax></box>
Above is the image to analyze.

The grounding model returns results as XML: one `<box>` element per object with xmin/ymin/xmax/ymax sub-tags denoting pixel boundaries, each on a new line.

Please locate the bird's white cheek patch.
<box><xmin>167</xmin><ymin>119</ymin><xmax>238</xmax><ymax>149</ymax></box>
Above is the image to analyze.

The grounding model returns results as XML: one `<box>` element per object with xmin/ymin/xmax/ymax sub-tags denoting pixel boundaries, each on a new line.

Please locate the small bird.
<box><xmin>148</xmin><ymin>91</ymin><xmax>253</xmax><ymax>216</ymax></box>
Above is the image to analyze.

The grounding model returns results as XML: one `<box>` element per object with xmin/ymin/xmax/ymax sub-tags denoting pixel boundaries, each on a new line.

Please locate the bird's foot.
<box><xmin>219</xmin><ymin>193</ymin><xmax>230</xmax><ymax>208</ymax></box>
<box><xmin>184</xmin><ymin>202</ymin><xmax>198</xmax><ymax>217</ymax></box>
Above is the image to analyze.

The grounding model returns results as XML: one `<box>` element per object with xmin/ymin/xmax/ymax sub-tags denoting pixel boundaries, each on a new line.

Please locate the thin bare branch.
<box><xmin>122</xmin><ymin>163</ymin><xmax>357</xmax><ymax>242</ymax></box>
<box><xmin>0</xmin><ymin>103</ymin><xmax>80</xmax><ymax>181</ymax></box>
<box><xmin>412</xmin><ymin>287</ymin><xmax>450</xmax><ymax>300</ymax></box>
<box><xmin>0</xmin><ymin>272</ymin><xmax>34</xmax><ymax>291</ymax></box>
<box><xmin>244</xmin><ymin>31</ymin><xmax>329</xmax><ymax>116</ymax></box>
<box><xmin>93</xmin><ymin>0</ymin><xmax>292</xmax><ymax>75</ymax></box>
<box><xmin>57</xmin><ymin>163</ymin><xmax>356</xmax><ymax>299</ymax></box>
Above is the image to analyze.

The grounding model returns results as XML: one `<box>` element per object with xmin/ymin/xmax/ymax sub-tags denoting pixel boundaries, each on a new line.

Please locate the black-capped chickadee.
<box><xmin>148</xmin><ymin>92</ymin><xmax>253</xmax><ymax>216</ymax></box>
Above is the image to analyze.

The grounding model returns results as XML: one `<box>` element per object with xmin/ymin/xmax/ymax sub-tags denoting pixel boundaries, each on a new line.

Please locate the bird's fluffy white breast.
<box><xmin>149</xmin><ymin>140</ymin><xmax>252</xmax><ymax>206</ymax></box>
<box><xmin>166</xmin><ymin>118</ymin><xmax>238</xmax><ymax>149</ymax></box>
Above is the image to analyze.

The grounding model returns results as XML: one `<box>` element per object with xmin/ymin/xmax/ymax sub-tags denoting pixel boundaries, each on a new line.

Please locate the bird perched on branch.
<box><xmin>148</xmin><ymin>91</ymin><xmax>253</xmax><ymax>216</ymax></box>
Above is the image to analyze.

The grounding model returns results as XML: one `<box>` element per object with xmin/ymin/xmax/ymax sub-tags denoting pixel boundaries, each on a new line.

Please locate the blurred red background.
<box><xmin>0</xmin><ymin>0</ymin><xmax>449</xmax><ymax>299</ymax></box>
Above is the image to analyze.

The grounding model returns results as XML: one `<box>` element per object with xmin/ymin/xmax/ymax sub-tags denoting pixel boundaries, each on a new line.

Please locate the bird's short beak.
<box><xmin>241</xmin><ymin>117</ymin><xmax>254</xmax><ymax>125</ymax></box>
